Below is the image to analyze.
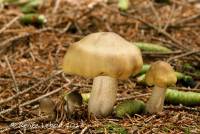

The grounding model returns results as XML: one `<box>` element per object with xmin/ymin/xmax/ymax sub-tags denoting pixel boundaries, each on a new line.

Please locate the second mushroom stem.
<box><xmin>88</xmin><ymin>76</ymin><xmax>117</xmax><ymax>116</ymax></box>
<box><xmin>146</xmin><ymin>86</ymin><xmax>166</xmax><ymax>113</ymax></box>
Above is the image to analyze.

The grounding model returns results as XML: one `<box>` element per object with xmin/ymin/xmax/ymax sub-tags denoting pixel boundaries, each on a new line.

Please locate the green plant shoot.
<box><xmin>133</xmin><ymin>42</ymin><xmax>172</xmax><ymax>53</ymax></box>
<box><xmin>114</xmin><ymin>100</ymin><xmax>145</xmax><ymax>118</ymax></box>
<box><xmin>165</xmin><ymin>89</ymin><xmax>200</xmax><ymax>106</ymax></box>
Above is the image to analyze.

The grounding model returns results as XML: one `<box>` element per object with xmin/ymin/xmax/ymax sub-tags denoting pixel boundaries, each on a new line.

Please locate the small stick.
<box><xmin>149</xmin><ymin>1</ymin><xmax>161</xmax><ymax>29</ymax></box>
<box><xmin>0</xmin><ymin>33</ymin><xmax>29</xmax><ymax>49</ymax></box>
<box><xmin>176</xmin><ymin>87</ymin><xmax>200</xmax><ymax>93</ymax></box>
<box><xmin>164</xmin><ymin>105</ymin><xmax>200</xmax><ymax>112</ymax></box>
<box><xmin>52</xmin><ymin>2</ymin><xmax>99</xmax><ymax>27</ymax></box>
<box><xmin>163</xmin><ymin>3</ymin><xmax>175</xmax><ymax>30</ymax></box>
<box><xmin>117</xmin><ymin>93</ymin><xmax>151</xmax><ymax>101</ymax></box>
<box><xmin>80</xmin><ymin>126</ymin><xmax>89</xmax><ymax>134</ymax></box>
<box><xmin>0</xmin><ymin>79</ymin><xmax>73</xmax><ymax>115</ymax></box>
<box><xmin>194</xmin><ymin>82</ymin><xmax>200</xmax><ymax>89</ymax></box>
<box><xmin>61</xmin><ymin>21</ymin><xmax>72</xmax><ymax>34</ymax></box>
<box><xmin>52</xmin><ymin>0</ymin><xmax>61</xmax><ymax>13</ymax></box>
<box><xmin>128</xmin><ymin>14</ymin><xmax>184</xmax><ymax>49</ymax></box>
<box><xmin>20</xmin><ymin>83</ymin><xmax>69</xmax><ymax>107</ymax></box>
<box><xmin>172</xmin><ymin>12</ymin><xmax>200</xmax><ymax>27</ymax></box>
<box><xmin>74</xmin><ymin>22</ymin><xmax>83</xmax><ymax>34</ymax></box>
<box><xmin>0</xmin><ymin>28</ymin><xmax>55</xmax><ymax>55</ymax></box>
<box><xmin>0</xmin><ymin>16</ymin><xmax>20</xmax><ymax>34</ymax></box>
<box><xmin>121</xmin><ymin>11</ymin><xmax>192</xmax><ymax>51</ymax></box>
<box><xmin>0</xmin><ymin>104</ymin><xmax>19</xmax><ymax>115</ymax></box>
<box><xmin>144</xmin><ymin>115</ymin><xmax>156</xmax><ymax>123</ymax></box>
<box><xmin>167</xmin><ymin>50</ymin><xmax>200</xmax><ymax>62</ymax></box>
<box><xmin>4</xmin><ymin>56</ymin><xmax>19</xmax><ymax>92</ymax></box>
<box><xmin>126</xmin><ymin>114</ymin><xmax>134</xmax><ymax>124</ymax></box>
<box><xmin>142</xmin><ymin>50</ymin><xmax>182</xmax><ymax>55</ymax></box>
<box><xmin>100</xmin><ymin>3</ymin><xmax>186</xmax><ymax>50</ymax></box>
<box><xmin>0</xmin><ymin>71</ymin><xmax>62</xmax><ymax>105</ymax></box>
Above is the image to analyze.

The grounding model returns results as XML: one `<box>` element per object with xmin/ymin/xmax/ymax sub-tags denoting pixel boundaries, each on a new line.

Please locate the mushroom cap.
<box><xmin>145</xmin><ymin>61</ymin><xmax>177</xmax><ymax>88</ymax></box>
<box><xmin>63</xmin><ymin>32</ymin><xmax>143</xmax><ymax>79</ymax></box>
<box><xmin>39</xmin><ymin>98</ymin><xmax>55</xmax><ymax>113</ymax></box>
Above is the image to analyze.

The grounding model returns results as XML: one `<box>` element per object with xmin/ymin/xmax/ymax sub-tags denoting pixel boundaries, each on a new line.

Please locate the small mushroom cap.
<box><xmin>64</xmin><ymin>91</ymin><xmax>83</xmax><ymax>114</ymax></box>
<box><xmin>64</xmin><ymin>90</ymin><xmax>83</xmax><ymax>107</ymax></box>
<box><xmin>145</xmin><ymin>61</ymin><xmax>177</xmax><ymax>88</ymax></box>
<box><xmin>39</xmin><ymin>98</ymin><xmax>55</xmax><ymax>113</ymax></box>
<box><xmin>39</xmin><ymin>98</ymin><xmax>56</xmax><ymax>120</ymax></box>
<box><xmin>63</xmin><ymin>32</ymin><xmax>143</xmax><ymax>79</ymax></box>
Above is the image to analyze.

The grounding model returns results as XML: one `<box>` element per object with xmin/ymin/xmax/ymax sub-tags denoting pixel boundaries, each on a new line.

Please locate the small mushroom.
<box><xmin>64</xmin><ymin>90</ymin><xmax>83</xmax><ymax>115</ymax></box>
<box><xmin>63</xmin><ymin>32</ymin><xmax>143</xmax><ymax>116</ymax></box>
<box><xmin>39</xmin><ymin>98</ymin><xmax>56</xmax><ymax>121</ymax></box>
<box><xmin>145</xmin><ymin>61</ymin><xmax>177</xmax><ymax>113</ymax></box>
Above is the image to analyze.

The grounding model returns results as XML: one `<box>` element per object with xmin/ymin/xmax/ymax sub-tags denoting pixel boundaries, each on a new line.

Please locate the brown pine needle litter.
<box><xmin>0</xmin><ymin>0</ymin><xmax>200</xmax><ymax>133</ymax></box>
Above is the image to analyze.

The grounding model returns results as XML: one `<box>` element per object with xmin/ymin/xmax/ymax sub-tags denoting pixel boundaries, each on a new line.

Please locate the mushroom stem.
<box><xmin>88</xmin><ymin>76</ymin><xmax>117</xmax><ymax>116</ymax></box>
<box><xmin>146</xmin><ymin>86</ymin><xmax>166</xmax><ymax>113</ymax></box>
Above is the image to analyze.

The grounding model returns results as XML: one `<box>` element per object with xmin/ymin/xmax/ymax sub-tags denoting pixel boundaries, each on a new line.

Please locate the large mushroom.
<box><xmin>145</xmin><ymin>61</ymin><xmax>177</xmax><ymax>113</ymax></box>
<box><xmin>63</xmin><ymin>32</ymin><xmax>143</xmax><ymax>116</ymax></box>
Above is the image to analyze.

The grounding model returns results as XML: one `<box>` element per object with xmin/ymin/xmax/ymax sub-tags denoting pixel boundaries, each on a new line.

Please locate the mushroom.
<box><xmin>64</xmin><ymin>90</ymin><xmax>83</xmax><ymax>115</ymax></box>
<box><xmin>39</xmin><ymin>98</ymin><xmax>56</xmax><ymax>121</ymax></box>
<box><xmin>63</xmin><ymin>32</ymin><xmax>143</xmax><ymax>116</ymax></box>
<box><xmin>145</xmin><ymin>61</ymin><xmax>177</xmax><ymax>113</ymax></box>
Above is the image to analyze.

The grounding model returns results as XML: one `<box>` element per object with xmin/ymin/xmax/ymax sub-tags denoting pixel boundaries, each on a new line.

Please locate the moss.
<box><xmin>183</xmin><ymin>127</ymin><xmax>191</xmax><ymax>134</ymax></box>
<box><xmin>114</xmin><ymin>100</ymin><xmax>145</xmax><ymax>118</ymax></box>
<box><xmin>96</xmin><ymin>123</ymin><xmax>128</xmax><ymax>134</ymax></box>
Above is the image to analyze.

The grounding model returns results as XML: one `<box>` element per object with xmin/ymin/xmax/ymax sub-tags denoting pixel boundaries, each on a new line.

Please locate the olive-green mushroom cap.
<box><xmin>63</xmin><ymin>32</ymin><xmax>143</xmax><ymax>79</ymax></box>
<box><xmin>145</xmin><ymin>61</ymin><xmax>177</xmax><ymax>88</ymax></box>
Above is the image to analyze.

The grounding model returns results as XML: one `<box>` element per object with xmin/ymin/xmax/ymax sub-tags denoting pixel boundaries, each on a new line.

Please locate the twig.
<box><xmin>80</xmin><ymin>126</ymin><xmax>89</xmax><ymax>134</ymax></box>
<box><xmin>120</xmin><ymin>11</ymin><xmax>184</xmax><ymax>50</ymax></box>
<box><xmin>126</xmin><ymin>114</ymin><xmax>134</xmax><ymax>124</ymax></box>
<box><xmin>4</xmin><ymin>56</ymin><xmax>19</xmax><ymax>92</ymax></box>
<box><xmin>0</xmin><ymin>16</ymin><xmax>20</xmax><ymax>34</ymax></box>
<box><xmin>61</xmin><ymin>21</ymin><xmax>72</xmax><ymax>34</ymax></box>
<box><xmin>52</xmin><ymin>2</ymin><xmax>99</xmax><ymax>27</ymax></box>
<box><xmin>194</xmin><ymin>82</ymin><xmax>200</xmax><ymax>89</ymax></box>
<box><xmin>176</xmin><ymin>87</ymin><xmax>200</xmax><ymax>93</ymax></box>
<box><xmin>0</xmin><ymin>104</ymin><xmax>20</xmax><ymax>115</ymax></box>
<box><xmin>117</xmin><ymin>93</ymin><xmax>151</xmax><ymax>101</ymax></box>
<box><xmin>0</xmin><ymin>28</ymin><xmax>55</xmax><ymax>56</ymax></box>
<box><xmin>21</xmin><ymin>83</ymin><xmax>69</xmax><ymax>107</ymax></box>
<box><xmin>74</xmin><ymin>21</ymin><xmax>83</xmax><ymax>34</ymax></box>
<box><xmin>167</xmin><ymin>50</ymin><xmax>200</xmax><ymax>62</ymax></box>
<box><xmin>142</xmin><ymin>50</ymin><xmax>182</xmax><ymax>55</ymax></box>
<box><xmin>0</xmin><ymin>33</ymin><xmax>29</xmax><ymax>49</ymax></box>
<box><xmin>163</xmin><ymin>3</ymin><xmax>175</xmax><ymax>30</ymax></box>
<box><xmin>149</xmin><ymin>1</ymin><xmax>161</xmax><ymax>29</ymax></box>
<box><xmin>172</xmin><ymin>12</ymin><xmax>200</xmax><ymax>27</ymax></box>
<box><xmin>144</xmin><ymin>115</ymin><xmax>156</xmax><ymax>123</ymax></box>
<box><xmin>100</xmin><ymin>3</ymin><xmax>187</xmax><ymax>50</ymax></box>
<box><xmin>52</xmin><ymin>0</ymin><xmax>61</xmax><ymax>13</ymax></box>
<box><xmin>0</xmin><ymin>71</ymin><xmax>62</xmax><ymax>105</ymax></box>
<box><xmin>164</xmin><ymin>105</ymin><xmax>200</xmax><ymax>112</ymax></box>
<box><xmin>0</xmin><ymin>79</ymin><xmax>72</xmax><ymax>115</ymax></box>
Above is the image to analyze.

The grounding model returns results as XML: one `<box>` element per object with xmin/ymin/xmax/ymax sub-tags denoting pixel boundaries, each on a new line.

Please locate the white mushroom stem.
<box><xmin>88</xmin><ymin>76</ymin><xmax>117</xmax><ymax>116</ymax></box>
<box><xmin>146</xmin><ymin>86</ymin><xmax>167</xmax><ymax>113</ymax></box>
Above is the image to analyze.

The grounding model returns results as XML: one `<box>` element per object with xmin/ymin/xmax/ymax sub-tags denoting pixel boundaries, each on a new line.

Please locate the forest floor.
<box><xmin>0</xmin><ymin>0</ymin><xmax>200</xmax><ymax>133</ymax></box>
